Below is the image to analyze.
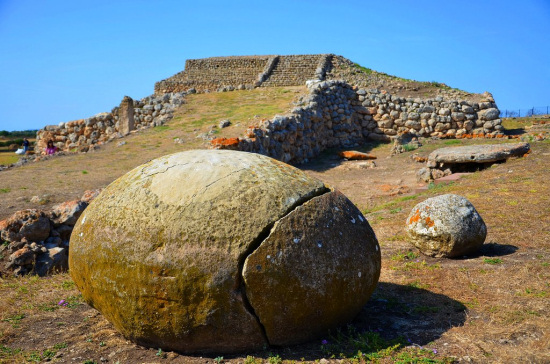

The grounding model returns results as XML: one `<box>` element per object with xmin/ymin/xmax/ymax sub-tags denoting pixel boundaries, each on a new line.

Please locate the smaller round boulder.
<box><xmin>405</xmin><ymin>194</ymin><xmax>486</xmax><ymax>258</ymax></box>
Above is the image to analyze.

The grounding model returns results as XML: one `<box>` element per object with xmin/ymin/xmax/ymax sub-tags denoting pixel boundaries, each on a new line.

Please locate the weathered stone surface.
<box><xmin>80</xmin><ymin>189</ymin><xmax>102</xmax><ymax>203</ymax></box>
<box><xmin>50</xmin><ymin>200</ymin><xmax>88</xmax><ymax>226</ymax></box>
<box><xmin>0</xmin><ymin>209</ymin><xmax>50</xmax><ymax>243</ymax></box>
<box><xmin>69</xmin><ymin>150</ymin><xmax>380</xmax><ymax>353</ymax></box>
<box><xmin>118</xmin><ymin>96</ymin><xmax>135</xmax><ymax>135</ymax></box>
<box><xmin>428</xmin><ymin>143</ymin><xmax>530</xmax><ymax>165</ymax></box>
<box><xmin>34</xmin><ymin>247</ymin><xmax>68</xmax><ymax>276</ymax></box>
<box><xmin>243</xmin><ymin>190</ymin><xmax>380</xmax><ymax>345</ymax></box>
<box><xmin>406</xmin><ymin>194</ymin><xmax>487</xmax><ymax>258</ymax></box>
<box><xmin>416</xmin><ymin>167</ymin><xmax>432</xmax><ymax>182</ymax></box>
<box><xmin>478</xmin><ymin>108</ymin><xmax>500</xmax><ymax>120</ymax></box>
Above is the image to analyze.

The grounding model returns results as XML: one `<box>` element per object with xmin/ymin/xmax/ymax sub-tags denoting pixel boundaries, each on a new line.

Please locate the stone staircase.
<box><xmin>260</xmin><ymin>55</ymin><xmax>325</xmax><ymax>87</ymax></box>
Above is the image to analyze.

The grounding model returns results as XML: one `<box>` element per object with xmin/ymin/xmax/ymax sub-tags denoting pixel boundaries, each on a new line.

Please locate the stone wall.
<box><xmin>154</xmin><ymin>54</ymin><xmax>332</xmax><ymax>94</ymax></box>
<box><xmin>211</xmin><ymin>80</ymin><xmax>503</xmax><ymax>164</ymax></box>
<box><xmin>35</xmin><ymin>92</ymin><xmax>186</xmax><ymax>153</ymax></box>
<box><xmin>155</xmin><ymin>55</ymin><xmax>273</xmax><ymax>94</ymax></box>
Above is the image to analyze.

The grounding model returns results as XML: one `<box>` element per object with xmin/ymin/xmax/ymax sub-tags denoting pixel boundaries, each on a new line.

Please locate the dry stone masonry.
<box><xmin>35</xmin><ymin>92</ymin><xmax>186</xmax><ymax>153</ymax></box>
<box><xmin>212</xmin><ymin>80</ymin><xmax>503</xmax><ymax>164</ymax></box>
<box><xmin>33</xmin><ymin>54</ymin><xmax>502</xmax><ymax>163</ymax></box>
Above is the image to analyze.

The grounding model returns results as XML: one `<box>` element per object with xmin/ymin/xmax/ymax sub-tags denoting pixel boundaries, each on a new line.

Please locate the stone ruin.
<box><xmin>34</xmin><ymin>92</ymin><xmax>185</xmax><ymax>154</ymax></box>
<box><xmin>211</xmin><ymin>80</ymin><xmax>504</xmax><ymax>164</ymax></box>
<box><xmin>33</xmin><ymin>54</ymin><xmax>504</xmax><ymax>165</ymax></box>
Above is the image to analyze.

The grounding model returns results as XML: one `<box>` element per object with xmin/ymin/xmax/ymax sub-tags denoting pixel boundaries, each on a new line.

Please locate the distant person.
<box><xmin>45</xmin><ymin>140</ymin><xmax>57</xmax><ymax>155</ymax></box>
<box><xmin>22</xmin><ymin>138</ymin><xmax>30</xmax><ymax>153</ymax></box>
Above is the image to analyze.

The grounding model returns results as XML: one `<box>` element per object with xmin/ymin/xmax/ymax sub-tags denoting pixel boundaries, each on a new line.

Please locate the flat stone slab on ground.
<box><xmin>428</xmin><ymin>143</ymin><xmax>530</xmax><ymax>166</ymax></box>
<box><xmin>434</xmin><ymin>173</ymin><xmax>471</xmax><ymax>185</ymax></box>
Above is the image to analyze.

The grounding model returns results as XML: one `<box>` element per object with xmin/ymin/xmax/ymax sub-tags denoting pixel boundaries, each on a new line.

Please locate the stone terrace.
<box><xmin>154</xmin><ymin>54</ymin><xmax>331</xmax><ymax>93</ymax></box>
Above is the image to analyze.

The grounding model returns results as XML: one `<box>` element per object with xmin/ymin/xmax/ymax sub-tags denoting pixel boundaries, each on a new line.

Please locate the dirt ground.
<box><xmin>0</xmin><ymin>93</ymin><xmax>549</xmax><ymax>362</ymax></box>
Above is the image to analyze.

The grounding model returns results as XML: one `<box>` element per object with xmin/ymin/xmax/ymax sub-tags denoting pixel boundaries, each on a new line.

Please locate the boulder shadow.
<box><xmin>350</xmin><ymin>282</ymin><xmax>467</xmax><ymax>346</ymax></box>
<box><xmin>468</xmin><ymin>241</ymin><xmax>518</xmax><ymax>258</ymax></box>
<box><xmin>236</xmin><ymin>282</ymin><xmax>466</xmax><ymax>361</ymax></box>
<box><xmin>298</xmin><ymin>140</ymin><xmax>386</xmax><ymax>173</ymax></box>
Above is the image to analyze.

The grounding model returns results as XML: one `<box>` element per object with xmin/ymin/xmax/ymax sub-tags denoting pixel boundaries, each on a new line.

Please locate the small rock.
<box><xmin>219</xmin><ymin>119</ymin><xmax>231</xmax><ymax>128</ymax></box>
<box><xmin>50</xmin><ymin>200</ymin><xmax>88</xmax><ymax>226</ymax></box>
<box><xmin>81</xmin><ymin>189</ymin><xmax>102</xmax><ymax>203</ymax></box>
<box><xmin>406</xmin><ymin>194</ymin><xmax>486</xmax><ymax>258</ymax></box>
<box><xmin>416</xmin><ymin>167</ymin><xmax>432</xmax><ymax>183</ymax></box>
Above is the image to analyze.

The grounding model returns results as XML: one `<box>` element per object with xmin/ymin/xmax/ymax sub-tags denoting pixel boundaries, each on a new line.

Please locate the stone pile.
<box><xmin>0</xmin><ymin>189</ymin><xmax>100</xmax><ymax>276</ymax></box>
<box><xmin>35</xmin><ymin>92</ymin><xmax>186</xmax><ymax>153</ymax></box>
<box><xmin>212</xmin><ymin>80</ymin><xmax>504</xmax><ymax>164</ymax></box>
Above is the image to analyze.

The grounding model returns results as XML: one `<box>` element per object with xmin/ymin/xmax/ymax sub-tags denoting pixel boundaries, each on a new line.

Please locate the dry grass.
<box><xmin>363</xmin><ymin>141</ymin><xmax>550</xmax><ymax>363</ymax></box>
<box><xmin>0</xmin><ymin>154</ymin><xmax>19</xmax><ymax>166</ymax></box>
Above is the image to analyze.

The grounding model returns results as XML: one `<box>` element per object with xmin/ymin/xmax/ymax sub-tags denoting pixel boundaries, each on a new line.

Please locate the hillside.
<box><xmin>0</xmin><ymin>87</ymin><xmax>306</xmax><ymax>219</ymax></box>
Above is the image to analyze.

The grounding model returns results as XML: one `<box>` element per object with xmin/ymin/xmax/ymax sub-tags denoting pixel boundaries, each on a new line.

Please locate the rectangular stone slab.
<box><xmin>428</xmin><ymin>143</ymin><xmax>530</xmax><ymax>166</ymax></box>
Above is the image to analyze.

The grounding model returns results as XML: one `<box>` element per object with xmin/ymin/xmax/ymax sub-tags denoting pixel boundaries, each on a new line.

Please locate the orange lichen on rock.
<box><xmin>338</xmin><ymin>151</ymin><xmax>377</xmax><ymax>160</ymax></box>
<box><xmin>412</xmin><ymin>155</ymin><xmax>428</xmax><ymax>163</ymax></box>
<box><xmin>408</xmin><ymin>209</ymin><xmax>421</xmax><ymax>225</ymax></box>
<box><xmin>210</xmin><ymin>137</ymin><xmax>240</xmax><ymax>149</ymax></box>
<box><xmin>425</xmin><ymin>216</ymin><xmax>435</xmax><ymax>227</ymax></box>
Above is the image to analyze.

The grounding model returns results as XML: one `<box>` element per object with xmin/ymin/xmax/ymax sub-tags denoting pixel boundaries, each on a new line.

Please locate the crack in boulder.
<box><xmin>234</xmin><ymin>185</ymin><xmax>331</xmax><ymax>346</ymax></box>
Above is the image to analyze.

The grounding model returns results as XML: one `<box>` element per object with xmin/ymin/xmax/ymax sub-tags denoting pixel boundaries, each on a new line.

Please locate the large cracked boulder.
<box><xmin>69</xmin><ymin>150</ymin><xmax>381</xmax><ymax>353</ymax></box>
<box><xmin>406</xmin><ymin>194</ymin><xmax>486</xmax><ymax>258</ymax></box>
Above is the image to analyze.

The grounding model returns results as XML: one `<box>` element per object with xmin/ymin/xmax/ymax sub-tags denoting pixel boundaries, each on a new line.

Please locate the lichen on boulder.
<box><xmin>69</xmin><ymin>149</ymin><xmax>381</xmax><ymax>353</ymax></box>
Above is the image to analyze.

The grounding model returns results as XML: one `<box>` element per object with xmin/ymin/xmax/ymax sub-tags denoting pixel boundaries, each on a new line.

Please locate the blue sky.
<box><xmin>0</xmin><ymin>0</ymin><xmax>549</xmax><ymax>131</ymax></box>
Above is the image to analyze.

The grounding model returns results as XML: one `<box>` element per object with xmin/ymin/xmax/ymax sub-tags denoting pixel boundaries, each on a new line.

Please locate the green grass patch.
<box><xmin>402</xmin><ymin>143</ymin><xmax>420</xmax><ymax>152</ymax></box>
<box><xmin>353</xmin><ymin>63</ymin><xmax>373</xmax><ymax>75</ymax></box>
<box><xmin>179</xmin><ymin>87</ymin><xmax>300</xmax><ymax>130</ymax></box>
<box><xmin>391</xmin><ymin>251</ymin><xmax>419</xmax><ymax>261</ymax></box>
<box><xmin>2</xmin><ymin>313</ymin><xmax>25</xmax><ymax>328</ymax></box>
<box><xmin>501</xmin><ymin>117</ymin><xmax>534</xmax><ymax>130</ymax></box>
<box><xmin>443</xmin><ymin>139</ymin><xmax>462</xmax><ymax>145</ymax></box>
<box><xmin>154</xmin><ymin>125</ymin><xmax>170</xmax><ymax>132</ymax></box>
<box><xmin>320</xmin><ymin>325</ymin><xmax>451</xmax><ymax>362</ymax></box>
<box><xmin>484</xmin><ymin>258</ymin><xmax>503</xmax><ymax>265</ymax></box>
<box><xmin>363</xmin><ymin>194</ymin><xmax>418</xmax><ymax>214</ymax></box>
<box><xmin>428</xmin><ymin>181</ymin><xmax>455</xmax><ymax>192</ymax></box>
<box><xmin>0</xmin><ymin>154</ymin><xmax>18</xmax><ymax>166</ymax></box>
